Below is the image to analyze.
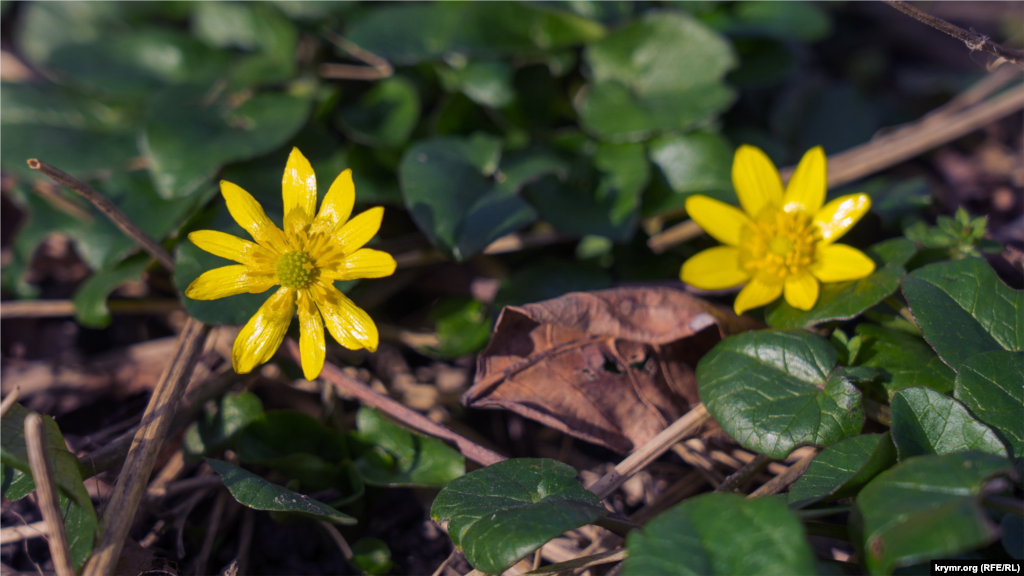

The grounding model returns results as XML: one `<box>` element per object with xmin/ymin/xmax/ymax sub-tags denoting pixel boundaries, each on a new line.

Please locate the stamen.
<box><xmin>276</xmin><ymin>251</ymin><xmax>318</xmax><ymax>289</ymax></box>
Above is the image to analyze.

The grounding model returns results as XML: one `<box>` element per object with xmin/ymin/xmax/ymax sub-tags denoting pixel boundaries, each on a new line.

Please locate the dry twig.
<box><xmin>884</xmin><ymin>0</ymin><xmax>1024</xmax><ymax>69</ymax></box>
<box><xmin>319</xmin><ymin>31</ymin><xmax>394</xmax><ymax>80</ymax></box>
<box><xmin>24</xmin><ymin>414</ymin><xmax>76</xmax><ymax>576</ymax></box>
<box><xmin>748</xmin><ymin>447</ymin><xmax>822</xmax><ymax>498</ymax></box>
<box><xmin>0</xmin><ymin>386</ymin><xmax>21</xmax><ymax>418</ymax></box>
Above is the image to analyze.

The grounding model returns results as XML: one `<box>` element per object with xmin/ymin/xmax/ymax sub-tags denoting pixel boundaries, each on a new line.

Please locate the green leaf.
<box><xmin>425</xmin><ymin>298</ymin><xmax>493</xmax><ymax>359</ymax></box>
<box><xmin>71</xmin><ymin>254</ymin><xmax>151</xmax><ymax>329</ymax></box>
<box><xmin>901</xmin><ymin>258</ymin><xmax>1023</xmax><ymax>370</ymax></box>
<box><xmin>192</xmin><ymin>2</ymin><xmax>298</xmax><ymax>87</ymax></box>
<box><xmin>854</xmin><ymin>451</ymin><xmax>1014</xmax><ymax>575</ymax></box>
<box><xmin>1</xmin><ymin>403</ymin><xmax>97</xmax><ymax>570</ymax></box>
<box><xmin>439</xmin><ymin>61</ymin><xmax>517</xmax><ymax>109</ymax></box>
<box><xmin>594</xmin><ymin>142</ymin><xmax>650</xmax><ymax>226</ymax></box>
<box><xmin>727</xmin><ymin>1</ymin><xmax>833</xmax><ymax>43</ymax></box>
<box><xmin>184</xmin><ymin>392</ymin><xmax>264</xmax><ymax>458</ymax></box>
<box><xmin>766</xmin><ymin>265</ymin><xmax>905</xmax><ymax>329</ymax></box>
<box><xmin>1002</xmin><ymin>514</ymin><xmax>1024</xmax><ymax>560</ymax></box>
<box><xmin>431</xmin><ymin>458</ymin><xmax>606</xmax><ymax>575</ymax></box>
<box><xmin>577</xmin><ymin>11</ymin><xmax>736</xmax><ymax>142</ymax></box>
<box><xmin>401</xmin><ymin>136</ymin><xmax>566</xmax><ymax>260</ymax></box>
<box><xmin>697</xmin><ymin>329</ymin><xmax>864</xmax><ymax>458</ymax></box>
<box><xmin>207</xmin><ymin>458</ymin><xmax>357</xmax><ymax>525</ymax></box>
<box><xmin>337</xmin><ymin>76</ymin><xmax>420</xmax><ymax>149</ymax></box>
<box><xmin>493</xmin><ymin>260</ymin><xmax>612</xmax><ymax>310</ymax></box>
<box><xmin>1</xmin><ymin>465</ymin><xmax>34</xmax><ymax>501</ymax></box>
<box><xmin>890</xmin><ymin>387</ymin><xmax>1007</xmax><ymax>460</ymax></box>
<box><xmin>788</xmin><ymin>433</ymin><xmax>897</xmax><ymax>509</ymax></box>
<box><xmin>350</xmin><ymin>537</ymin><xmax>393</xmax><ymax>575</ymax></box>
<box><xmin>644</xmin><ymin>131</ymin><xmax>735</xmax><ymax>216</ymax></box>
<box><xmin>854</xmin><ymin>324</ymin><xmax>955</xmax><ymax>396</ymax></box>
<box><xmin>353</xmin><ymin>408</ymin><xmax>464</xmax><ymax>488</ymax></box>
<box><xmin>623</xmin><ymin>492</ymin><xmax>817</xmax><ymax>576</ymax></box>
<box><xmin>866</xmin><ymin>237</ymin><xmax>918</xmax><ymax>268</ymax></box>
<box><xmin>143</xmin><ymin>85</ymin><xmax>312</xmax><ymax>199</ymax></box>
<box><xmin>954</xmin><ymin>351</ymin><xmax>1024</xmax><ymax>459</ymax></box>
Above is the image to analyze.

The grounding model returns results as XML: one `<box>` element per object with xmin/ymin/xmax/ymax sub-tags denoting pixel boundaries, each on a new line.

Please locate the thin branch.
<box><xmin>24</xmin><ymin>414</ymin><xmax>76</xmax><ymax>576</ymax></box>
<box><xmin>234</xmin><ymin>508</ymin><xmax>256</xmax><ymax>576</ymax></box>
<box><xmin>0</xmin><ymin>299</ymin><xmax>181</xmax><ymax>319</ymax></box>
<box><xmin>716</xmin><ymin>453</ymin><xmax>773</xmax><ymax>493</ymax></box>
<box><xmin>1</xmin><ymin>386</ymin><xmax>22</xmax><ymax>418</ymax></box>
<box><xmin>319</xmin><ymin>31</ymin><xmax>393</xmax><ymax>80</ymax></box>
<box><xmin>747</xmin><ymin>447</ymin><xmax>821</xmax><ymax>498</ymax></box>
<box><xmin>190</xmin><ymin>489</ymin><xmax>229</xmax><ymax>576</ymax></box>
<box><xmin>0</xmin><ymin>520</ymin><xmax>48</xmax><ymax>543</ymax></box>
<box><xmin>26</xmin><ymin>159</ymin><xmax>175</xmax><ymax>271</ymax></box>
<box><xmin>525</xmin><ymin>548</ymin><xmax>627</xmax><ymax>575</ymax></box>
<box><xmin>884</xmin><ymin>0</ymin><xmax>1024</xmax><ymax>69</ymax></box>
<box><xmin>83</xmin><ymin>317</ymin><xmax>209</xmax><ymax>576</ymax></box>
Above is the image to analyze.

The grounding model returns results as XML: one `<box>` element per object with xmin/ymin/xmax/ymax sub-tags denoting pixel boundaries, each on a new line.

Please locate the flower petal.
<box><xmin>813</xmin><ymin>193</ymin><xmax>871</xmax><ymax>244</ymax></box>
<box><xmin>312</xmin><ymin>280</ymin><xmax>379</xmax><ymax>352</ymax></box>
<box><xmin>733</xmin><ymin>145</ymin><xmax>783</xmax><ymax>218</ymax></box>
<box><xmin>221</xmin><ymin>180</ymin><xmax>290</xmax><ymax>254</ymax></box>
<box><xmin>680</xmin><ymin>246</ymin><xmax>749</xmax><ymax>290</ymax></box>
<box><xmin>784</xmin><ymin>271</ymin><xmax>820</xmax><ymax>311</ymax></box>
<box><xmin>185</xmin><ymin>265</ymin><xmax>277</xmax><ymax>300</ymax></box>
<box><xmin>232</xmin><ymin>287</ymin><xmax>295</xmax><ymax>374</ymax></box>
<box><xmin>810</xmin><ymin>244</ymin><xmax>876</xmax><ymax>283</ymax></box>
<box><xmin>188</xmin><ymin>230</ymin><xmax>276</xmax><ymax>271</ymax></box>
<box><xmin>321</xmin><ymin>248</ymin><xmax>397</xmax><ymax>281</ymax></box>
<box><xmin>282</xmin><ymin>148</ymin><xmax>317</xmax><ymax>235</ymax></box>
<box><xmin>733</xmin><ymin>274</ymin><xmax>783</xmax><ymax>315</ymax></box>
<box><xmin>685</xmin><ymin>195</ymin><xmax>751</xmax><ymax>247</ymax></box>
<box><xmin>297</xmin><ymin>289</ymin><xmax>325</xmax><ymax>381</ymax></box>
<box><xmin>310</xmin><ymin>168</ymin><xmax>355</xmax><ymax>237</ymax></box>
<box><xmin>313</xmin><ymin>207</ymin><xmax>384</xmax><ymax>263</ymax></box>
<box><xmin>782</xmin><ymin>146</ymin><xmax>826</xmax><ymax>215</ymax></box>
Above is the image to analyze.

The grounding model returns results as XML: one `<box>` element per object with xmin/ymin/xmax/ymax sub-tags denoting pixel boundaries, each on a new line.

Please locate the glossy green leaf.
<box><xmin>697</xmin><ymin>329</ymin><xmax>864</xmax><ymax>458</ymax></box>
<box><xmin>207</xmin><ymin>458</ymin><xmax>356</xmax><ymax>525</ymax></box>
<box><xmin>1</xmin><ymin>403</ymin><xmax>97</xmax><ymax>570</ymax></box>
<box><xmin>430</xmin><ymin>458</ymin><xmax>606</xmax><ymax>575</ymax></box>
<box><xmin>854</xmin><ymin>451</ymin><xmax>1014</xmax><ymax>575</ymax></box>
<box><xmin>71</xmin><ymin>254</ymin><xmax>151</xmax><ymax>329</ymax></box>
<box><xmin>425</xmin><ymin>298</ymin><xmax>493</xmax><ymax>359</ymax></box>
<box><xmin>623</xmin><ymin>492</ymin><xmax>816</xmax><ymax>576</ymax></box>
<box><xmin>766</xmin><ymin>265</ymin><xmax>905</xmax><ymax>328</ymax></box>
<box><xmin>337</xmin><ymin>76</ymin><xmax>421</xmax><ymax>148</ymax></box>
<box><xmin>788</xmin><ymin>433</ymin><xmax>897</xmax><ymax>509</ymax></box>
<box><xmin>184</xmin><ymin>392</ymin><xmax>264</xmax><ymax>458</ymax></box>
<box><xmin>350</xmin><ymin>538</ymin><xmax>393</xmax><ymax>575</ymax></box>
<box><xmin>890</xmin><ymin>387</ymin><xmax>1007</xmax><ymax>460</ymax></box>
<box><xmin>143</xmin><ymin>85</ymin><xmax>312</xmax><ymax>199</ymax></box>
<box><xmin>0</xmin><ymin>464</ymin><xmax>34</xmax><ymax>501</ymax></box>
<box><xmin>400</xmin><ymin>136</ymin><xmax>566</xmax><ymax>260</ymax></box>
<box><xmin>577</xmin><ymin>11</ymin><xmax>735</xmax><ymax>142</ymax></box>
<box><xmin>901</xmin><ymin>258</ymin><xmax>1023</xmax><ymax>370</ymax></box>
<box><xmin>954</xmin><ymin>351</ymin><xmax>1024</xmax><ymax>459</ymax></box>
<box><xmin>865</xmin><ymin>237</ymin><xmax>918</xmax><ymax>268</ymax></box>
<box><xmin>439</xmin><ymin>61</ymin><xmax>516</xmax><ymax>109</ymax></box>
<box><xmin>353</xmin><ymin>408</ymin><xmax>464</xmax><ymax>488</ymax></box>
<box><xmin>854</xmin><ymin>324</ymin><xmax>955</xmax><ymax>396</ymax></box>
<box><xmin>192</xmin><ymin>2</ymin><xmax>298</xmax><ymax>87</ymax></box>
<box><xmin>645</xmin><ymin>131</ymin><xmax>735</xmax><ymax>215</ymax></box>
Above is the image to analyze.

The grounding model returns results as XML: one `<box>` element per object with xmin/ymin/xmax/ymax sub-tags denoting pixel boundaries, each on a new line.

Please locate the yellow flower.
<box><xmin>186</xmin><ymin>148</ymin><xmax>396</xmax><ymax>380</ymax></box>
<box><xmin>680</xmin><ymin>145</ymin><xmax>875</xmax><ymax>315</ymax></box>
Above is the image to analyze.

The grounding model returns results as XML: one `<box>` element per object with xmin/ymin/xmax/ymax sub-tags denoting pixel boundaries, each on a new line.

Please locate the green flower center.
<box><xmin>739</xmin><ymin>207</ymin><xmax>820</xmax><ymax>279</ymax></box>
<box><xmin>276</xmin><ymin>251</ymin><xmax>316</xmax><ymax>289</ymax></box>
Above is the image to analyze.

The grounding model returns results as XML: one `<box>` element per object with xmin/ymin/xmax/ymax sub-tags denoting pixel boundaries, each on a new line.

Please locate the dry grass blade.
<box><xmin>319</xmin><ymin>31</ymin><xmax>393</xmax><ymax>80</ymax></box>
<box><xmin>716</xmin><ymin>453</ymin><xmax>773</xmax><ymax>493</ymax></box>
<box><xmin>0</xmin><ymin>521</ymin><xmax>48</xmax><ymax>543</ymax></box>
<box><xmin>0</xmin><ymin>386</ymin><xmax>21</xmax><ymax>418</ymax></box>
<box><xmin>525</xmin><ymin>548</ymin><xmax>628</xmax><ymax>575</ymax></box>
<box><xmin>190</xmin><ymin>490</ymin><xmax>229</xmax><ymax>576</ymax></box>
<box><xmin>0</xmin><ymin>299</ymin><xmax>181</xmax><ymax>319</ymax></box>
<box><xmin>24</xmin><ymin>414</ymin><xmax>75</xmax><ymax>576</ymax></box>
<box><xmin>83</xmin><ymin>317</ymin><xmax>209</xmax><ymax>576</ymax></box>
<box><xmin>748</xmin><ymin>447</ymin><xmax>822</xmax><ymax>498</ymax></box>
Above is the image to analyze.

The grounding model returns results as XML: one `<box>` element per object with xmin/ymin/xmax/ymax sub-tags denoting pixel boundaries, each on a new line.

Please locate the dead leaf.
<box><xmin>463</xmin><ymin>287</ymin><xmax>757</xmax><ymax>454</ymax></box>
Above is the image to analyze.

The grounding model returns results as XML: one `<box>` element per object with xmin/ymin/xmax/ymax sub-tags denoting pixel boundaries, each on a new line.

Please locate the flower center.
<box><xmin>276</xmin><ymin>251</ymin><xmax>317</xmax><ymax>289</ymax></box>
<box><xmin>739</xmin><ymin>207</ymin><xmax>819</xmax><ymax>280</ymax></box>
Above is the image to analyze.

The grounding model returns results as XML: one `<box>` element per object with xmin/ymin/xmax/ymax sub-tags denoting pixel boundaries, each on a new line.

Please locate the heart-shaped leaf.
<box><xmin>207</xmin><ymin>458</ymin><xmax>356</xmax><ymax>525</ymax></box>
<box><xmin>71</xmin><ymin>254</ymin><xmax>151</xmax><ymax>329</ymax></box>
<box><xmin>577</xmin><ymin>11</ymin><xmax>736</xmax><ymax>142</ymax></box>
<box><xmin>890</xmin><ymin>387</ymin><xmax>1007</xmax><ymax>460</ymax></box>
<box><xmin>766</xmin><ymin>265</ymin><xmax>905</xmax><ymax>329</ymax></box>
<box><xmin>644</xmin><ymin>131</ymin><xmax>735</xmax><ymax>216</ymax></box>
<box><xmin>353</xmin><ymin>407</ymin><xmax>464</xmax><ymax>488</ymax></box>
<box><xmin>623</xmin><ymin>492</ymin><xmax>816</xmax><ymax>576</ymax></box>
<box><xmin>788</xmin><ymin>432</ymin><xmax>897</xmax><ymax>509</ymax></box>
<box><xmin>854</xmin><ymin>451</ymin><xmax>1014</xmax><ymax>575</ymax></box>
<box><xmin>954</xmin><ymin>351</ymin><xmax>1024</xmax><ymax>459</ymax></box>
<box><xmin>430</xmin><ymin>458</ymin><xmax>607</xmax><ymax>575</ymax></box>
<box><xmin>853</xmin><ymin>324</ymin><xmax>955</xmax><ymax>396</ymax></box>
<box><xmin>901</xmin><ymin>258</ymin><xmax>1022</xmax><ymax>370</ymax></box>
<box><xmin>184</xmin><ymin>392</ymin><xmax>264</xmax><ymax>458</ymax></box>
<box><xmin>337</xmin><ymin>76</ymin><xmax>420</xmax><ymax>148</ymax></box>
<box><xmin>697</xmin><ymin>329</ymin><xmax>864</xmax><ymax>458</ymax></box>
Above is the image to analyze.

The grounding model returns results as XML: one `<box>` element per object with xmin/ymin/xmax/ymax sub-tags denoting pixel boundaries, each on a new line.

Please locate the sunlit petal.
<box><xmin>314</xmin><ymin>207</ymin><xmax>384</xmax><ymax>262</ymax></box>
<box><xmin>282</xmin><ymin>148</ymin><xmax>317</xmax><ymax>235</ymax></box>
<box><xmin>783</xmin><ymin>271</ymin><xmax>819</xmax><ymax>311</ymax></box>
<box><xmin>320</xmin><ymin>249</ymin><xmax>397</xmax><ymax>281</ymax></box>
<box><xmin>734</xmin><ymin>274</ymin><xmax>783</xmax><ymax>315</ymax></box>
<box><xmin>733</xmin><ymin>145</ymin><xmax>783</xmax><ymax>217</ymax></box>
<box><xmin>188</xmin><ymin>230</ymin><xmax>277</xmax><ymax>271</ymax></box>
<box><xmin>185</xmin><ymin>265</ymin><xmax>277</xmax><ymax>300</ymax></box>
<box><xmin>310</xmin><ymin>168</ymin><xmax>355</xmax><ymax>237</ymax></box>
<box><xmin>297</xmin><ymin>289</ymin><xmax>325</xmax><ymax>381</ymax></box>
<box><xmin>232</xmin><ymin>287</ymin><xmax>295</xmax><ymax>374</ymax></box>
<box><xmin>311</xmin><ymin>280</ymin><xmax>379</xmax><ymax>352</ymax></box>
<box><xmin>685</xmin><ymin>195</ymin><xmax>751</xmax><ymax>247</ymax></box>
<box><xmin>813</xmin><ymin>193</ymin><xmax>871</xmax><ymax>244</ymax></box>
<box><xmin>220</xmin><ymin>180</ymin><xmax>290</xmax><ymax>253</ymax></box>
<box><xmin>680</xmin><ymin>247</ymin><xmax>749</xmax><ymax>290</ymax></box>
<box><xmin>782</xmin><ymin>146</ymin><xmax>826</xmax><ymax>215</ymax></box>
<box><xmin>810</xmin><ymin>244</ymin><xmax>876</xmax><ymax>282</ymax></box>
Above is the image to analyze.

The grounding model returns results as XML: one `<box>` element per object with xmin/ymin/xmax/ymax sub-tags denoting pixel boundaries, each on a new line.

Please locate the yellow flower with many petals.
<box><xmin>681</xmin><ymin>145</ymin><xmax>875</xmax><ymax>315</ymax></box>
<box><xmin>186</xmin><ymin>148</ymin><xmax>396</xmax><ymax>380</ymax></box>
